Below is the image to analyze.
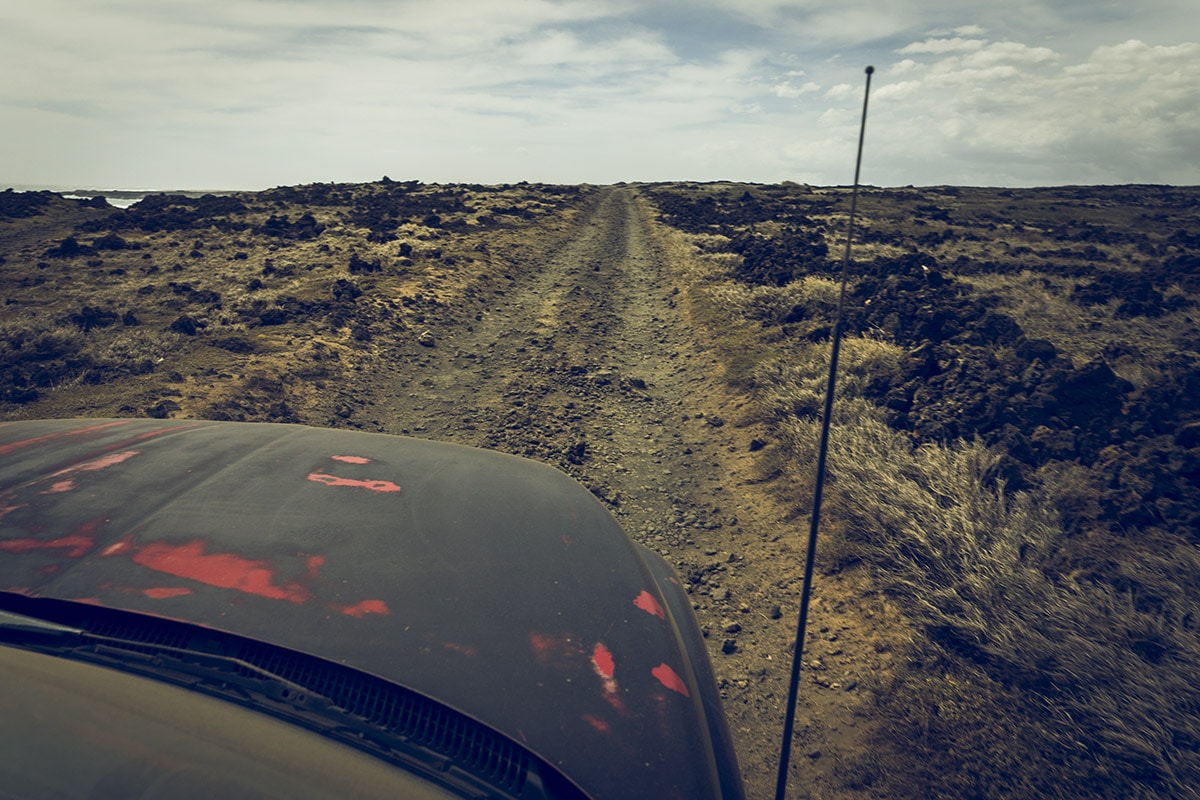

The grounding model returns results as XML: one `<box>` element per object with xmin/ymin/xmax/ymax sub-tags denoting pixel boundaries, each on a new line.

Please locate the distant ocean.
<box><xmin>5</xmin><ymin>185</ymin><xmax>236</xmax><ymax>209</ymax></box>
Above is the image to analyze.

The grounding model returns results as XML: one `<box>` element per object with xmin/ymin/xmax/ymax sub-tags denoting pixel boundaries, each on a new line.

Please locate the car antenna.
<box><xmin>774</xmin><ymin>64</ymin><xmax>874</xmax><ymax>800</ymax></box>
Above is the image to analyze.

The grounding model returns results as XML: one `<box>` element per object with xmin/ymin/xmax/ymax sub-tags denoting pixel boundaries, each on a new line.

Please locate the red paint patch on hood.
<box><xmin>634</xmin><ymin>589</ymin><xmax>666</xmax><ymax>620</ymax></box>
<box><xmin>50</xmin><ymin>450</ymin><xmax>140</xmax><ymax>476</ymax></box>
<box><xmin>0</xmin><ymin>533</ymin><xmax>94</xmax><ymax>559</ymax></box>
<box><xmin>336</xmin><ymin>598</ymin><xmax>389</xmax><ymax>618</ymax></box>
<box><xmin>0</xmin><ymin>504</ymin><xmax>28</xmax><ymax>524</ymax></box>
<box><xmin>305</xmin><ymin>554</ymin><xmax>326</xmax><ymax>578</ymax></box>
<box><xmin>143</xmin><ymin>587</ymin><xmax>194</xmax><ymax>599</ymax></box>
<box><xmin>100</xmin><ymin>535</ymin><xmax>135</xmax><ymax>557</ymax></box>
<box><xmin>306</xmin><ymin>472</ymin><xmax>401</xmax><ymax>493</ymax></box>
<box><xmin>592</xmin><ymin>642</ymin><xmax>615</xmax><ymax>680</ymax></box>
<box><xmin>582</xmin><ymin>714</ymin><xmax>610</xmax><ymax>734</ymax></box>
<box><xmin>330</xmin><ymin>455</ymin><xmax>371</xmax><ymax>464</ymax></box>
<box><xmin>0</xmin><ymin>420</ymin><xmax>132</xmax><ymax>458</ymax></box>
<box><xmin>132</xmin><ymin>540</ymin><xmax>310</xmax><ymax>603</ymax></box>
<box><xmin>529</xmin><ymin>632</ymin><xmax>583</xmax><ymax>668</ymax></box>
<box><xmin>651</xmin><ymin>663</ymin><xmax>690</xmax><ymax>697</ymax></box>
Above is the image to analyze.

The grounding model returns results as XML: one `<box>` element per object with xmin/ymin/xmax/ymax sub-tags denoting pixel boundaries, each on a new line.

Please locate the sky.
<box><xmin>2</xmin><ymin>0</ymin><xmax>1198</xmax><ymax>190</ymax></box>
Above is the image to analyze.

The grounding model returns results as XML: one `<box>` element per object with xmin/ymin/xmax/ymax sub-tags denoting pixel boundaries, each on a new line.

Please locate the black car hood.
<box><xmin>0</xmin><ymin>419</ymin><xmax>737</xmax><ymax>800</ymax></box>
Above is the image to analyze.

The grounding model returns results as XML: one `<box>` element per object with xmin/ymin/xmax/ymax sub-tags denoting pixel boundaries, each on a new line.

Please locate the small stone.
<box><xmin>721</xmin><ymin>639</ymin><xmax>738</xmax><ymax>655</ymax></box>
<box><xmin>417</xmin><ymin>329</ymin><xmax>436</xmax><ymax>347</ymax></box>
<box><xmin>722</xmin><ymin>620</ymin><xmax>742</xmax><ymax>634</ymax></box>
<box><xmin>769</xmin><ymin>604</ymin><xmax>783</xmax><ymax>619</ymax></box>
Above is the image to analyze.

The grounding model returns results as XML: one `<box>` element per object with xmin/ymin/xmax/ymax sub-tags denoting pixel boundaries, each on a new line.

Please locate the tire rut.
<box><xmin>367</xmin><ymin>188</ymin><xmax>731</xmax><ymax>552</ymax></box>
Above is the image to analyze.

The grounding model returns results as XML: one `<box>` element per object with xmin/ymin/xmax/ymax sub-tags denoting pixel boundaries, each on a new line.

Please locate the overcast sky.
<box><xmin>2</xmin><ymin>0</ymin><xmax>1198</xmax><ymax>190</ymax></box>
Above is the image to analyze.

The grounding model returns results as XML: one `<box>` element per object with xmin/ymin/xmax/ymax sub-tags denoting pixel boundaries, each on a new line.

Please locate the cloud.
<box><xmin>865</xmin><ymin>36</ymin><xmax>1200</xmax><ymax>184</ymax></box>
<box><xmin>2</xmin><ymin>0</ymin><xmax>1198</xmax><ymax>187</ymax></box>
<box><xmin>772</xmin><ymin>80</ymin><xmax>821</xmax><ymax>98</ymax></box>
<box><xmin>898</xmin><ymin>37</ymin><xmax>985</xmax><ymax>54</ymax></box>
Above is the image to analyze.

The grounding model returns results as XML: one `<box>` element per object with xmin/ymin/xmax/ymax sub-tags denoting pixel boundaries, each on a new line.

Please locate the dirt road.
<box><xmin>344</xmin><ymin>187</ymin><xmax>900</xmax><ymax>800</ymax></box>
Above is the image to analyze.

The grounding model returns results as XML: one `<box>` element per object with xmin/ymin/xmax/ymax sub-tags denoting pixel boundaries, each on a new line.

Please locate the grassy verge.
<box><xmin>644</xmin><ymin>182</ymin><xmax>1200</xmax><ymax>799</ymax></box>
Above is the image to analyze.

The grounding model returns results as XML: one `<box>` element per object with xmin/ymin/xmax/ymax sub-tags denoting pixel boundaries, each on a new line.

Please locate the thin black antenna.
<box><xmin>774</xmin><ymin>64</ymin><xmax>873</xmax><ymax>800</ymax></box>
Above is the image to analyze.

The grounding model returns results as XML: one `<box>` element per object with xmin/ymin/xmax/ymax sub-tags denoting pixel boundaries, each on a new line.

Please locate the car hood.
<box><xmin>0</xmin><ymin>418</ymin><xmax>735</xmax><ymax>800</ymax></box>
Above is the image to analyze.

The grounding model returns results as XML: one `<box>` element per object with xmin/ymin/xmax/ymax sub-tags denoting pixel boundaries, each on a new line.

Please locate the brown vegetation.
<box><xmin>645</xmin><ymin>181</ymin><xmax>1200</xmax><ymax>798</ymax></box>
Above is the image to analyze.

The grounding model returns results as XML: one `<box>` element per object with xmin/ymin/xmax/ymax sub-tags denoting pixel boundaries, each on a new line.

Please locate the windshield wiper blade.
<box><xmin>0</xmin><ymin>595</ymin><xmax>573</xmax><ymax>800</ymax></box>
<box><xmin>0</xmin><ymin>608</ymin><xmax>82</xmax><ymax>637</ymax></box>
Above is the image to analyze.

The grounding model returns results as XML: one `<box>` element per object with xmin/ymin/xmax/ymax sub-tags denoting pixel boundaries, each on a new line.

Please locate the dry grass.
<box><xmin>759</xmin><ymin>346</ymin><xmax>1200</xmax><ymax>798</ymax></box>
<box><xmin>663</xmin><ymin>180</ymin><xmax>1200</xmax><ymax>797</ymax></box>
<box><xmin>960</xmin><ymin>270</ymin><xmax>1198</xmax><ymax>383</ymax></box>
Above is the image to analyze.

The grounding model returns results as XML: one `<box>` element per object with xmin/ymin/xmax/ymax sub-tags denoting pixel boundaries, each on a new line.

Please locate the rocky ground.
<box><xmin>3</xmin><ymin>180</ymin><xmax>1199</xmax><ymax>799</ymax></box>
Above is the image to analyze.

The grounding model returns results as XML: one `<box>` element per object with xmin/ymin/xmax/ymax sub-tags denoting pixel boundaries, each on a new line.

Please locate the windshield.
<box><xmin>0</xmin><ymin>643</ymin><xmax>458</xmax><ymax>800</ymax></box>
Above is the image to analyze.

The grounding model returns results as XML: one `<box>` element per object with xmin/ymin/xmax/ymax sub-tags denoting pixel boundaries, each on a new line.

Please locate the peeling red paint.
<box><xmin>0</xmin><ymin>533</ymin><xmax>94</xmax><ymax>558</ymax></box>
<box><xmin>143</xmin><ymin>587</ymin><xmax>194</xmax><ymax>599</ymax></box>
<box><xmin>99</xmin><ymin>535</ymin><xmax>135</xmax><ymax>557</ymax></box>
<box><xmin>592</xmin><ymin>643</ymin><xmax>615</xmax><ymax>680</ymax></box>
<box><xmin>331</xmin><ymin>455</ymin><xmax>371</xmax><ymax>464</ymax></box>
<box><xmin>0</xmin><ymin>420</ymin><xmax>131</xmax><ymax>458</ymax></box>
<box><xmin>132</xmin><ymin>540</ymin><xmax>310</xmax><ymax>603</ymax></box>
<box><xmin>529</xmin><ymin>631</ymin><xmax>554</xmax><ymax>663</ymax></box>
<box><xmin>306</xmin><ymin>472</ymin><xmax>401</xmax><ymax>493</ymax></box>
<box><xmin>120</xmin><ymin>424</ymin><xmax>202</xmax><ymax>444</ymax></box>
<box><xmin>582</xmin><ymin>714</ymin><xmax>610</xmax><ymax>733</ymax></box>
<box><xmin>50</xmin><ymin>450</ymin><xmax>140</xmax><ymax>476</ymax></box>
<box><xmin>652</xmin><ymin>663</ymin><xmax>690</xmax><ymax>697</ymax></box>
<box><xmin>74</xmin><ymin>517</ymin><xmax>108</xmax><ymax>538</ymax></box>
<box><xmin>529</xmin><ymin>632</ymin><xmax>582</xmax><ymax>668</ymax></box>
<box><xmin>634</xmin><ymin>589</ymin><xmax>666</xmax><ymax>620</ymax></box>
<box><xmin>592</xmin><ymin>642</ymin><xmax>625</xmax><ymax>711</ymax></box>
<box><xmin>336</xmin><ymin>599</ymin><xmax>389</xmax><ymax>618</ymax></box>
<box><xmin>305</xmin><ymin>554</ymin><xmax>326</xmax><ymax>578</ymax></box>
<box><xmin>0</xmin><ymin>505</ymin><xmax>27</xmax><ymax>524</ymax></box>
<box><xmin>43</xmin><ymin>480</ymin><xmax>76</xmax><ymax>494</ymax></box>
<box><xmin>443</xmin><ymin>642</ymin><xmax>478</xmax><ymax>657</ymax></box>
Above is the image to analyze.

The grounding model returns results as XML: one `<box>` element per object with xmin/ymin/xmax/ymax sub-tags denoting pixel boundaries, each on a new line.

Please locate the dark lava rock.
<box><xmin>92</xmin><ymin>232</ymin><xmax>129</xmax><ymax>251</ymax></box>
<box><xmin>257</xmin><ymin>308</ymin><xmax>290</xmax><ymax>326</ymax></box>
<box><xmin>44</xmin><ymin>236</ymin><xmax>94</xmax><ymax>259</ymax></box>
<box><xmin>0</xmin><ymin>189</ymin><xmax>56</xmax><ymax>219</ymax></box>
<box><xmin>168</xmin><ymin>315</ymin><xmax>199</xmax><ymax>336</ymax></box>
<box><xmin>332</xmin><ymin>278</ymin><xmax>363</xmax><ymax>301</ymax></box>
<box><xmin>65</xmin><ymin>306</ymin><xmax>118</xmax><ymax>331</ymax></box>
<box><xmin>146</xmin><ymin>399</ymin><xmax>180</xmax><ymax>418</ymax></box>
<box><xmin>349</xmin><ymin>253</ymin><xmax>381</xmax><ymax>274</ymax></box>
<box><xmin>212</xmin><ymin>336</ymin><xmax>255</xmax><ymax>354</ymax></box>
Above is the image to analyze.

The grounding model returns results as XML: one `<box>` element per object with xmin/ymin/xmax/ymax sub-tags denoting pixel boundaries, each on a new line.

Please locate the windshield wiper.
<box><xmin>0</xmin><ymin>595</ymin><xmax>581</xmax><ymax>800</ymax></box>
